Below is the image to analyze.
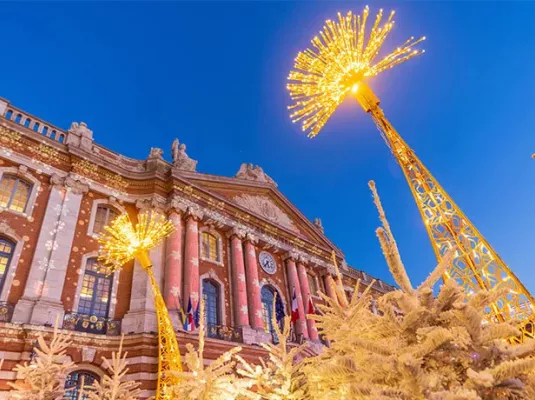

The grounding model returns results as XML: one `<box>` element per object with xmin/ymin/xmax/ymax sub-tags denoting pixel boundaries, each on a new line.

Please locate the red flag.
<box><xmin>307</xmin><ymin>295</ymin><xmax>315</xmax><ymax>315</ymax></box>
<box><xmin>184</xmin><ymin>297</ymin><xmax>196</xmax><ymax>332</ymax></box>
<box><xmin>291</xmin><ymin>288</ymin><xmax>299</xmax><ymax>323</ymax></box>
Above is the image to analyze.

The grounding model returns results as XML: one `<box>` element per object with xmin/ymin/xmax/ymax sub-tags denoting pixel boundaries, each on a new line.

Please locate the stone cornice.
<box><xmin>135</xmin><ymin>196</ymin><xmax>166</xmax><ymax>212</ymax></box>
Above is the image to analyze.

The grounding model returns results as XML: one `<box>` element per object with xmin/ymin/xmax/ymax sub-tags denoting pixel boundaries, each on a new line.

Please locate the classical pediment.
<box><xmin>232</xmin><ymin>194</ymin><xmax>298</xmax><ymax>233</ymax></box>
<box><xmin>179</xmin><ymin>170</ymin><xmax>338</xmax><ymax>252</ymax></box>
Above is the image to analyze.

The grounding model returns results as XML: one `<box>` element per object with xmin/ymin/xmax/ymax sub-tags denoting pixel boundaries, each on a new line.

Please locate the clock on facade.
<box><xmin>259</xmin><ymin>251</ymin><xmax>277</xmax><ymax>275</ymax></box>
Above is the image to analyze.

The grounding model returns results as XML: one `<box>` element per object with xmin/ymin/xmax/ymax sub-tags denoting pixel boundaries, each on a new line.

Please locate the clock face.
<box><xmin>259</xmin><ymin>251</ymin><xmax>277</xmax><ymax>275</ymax></box>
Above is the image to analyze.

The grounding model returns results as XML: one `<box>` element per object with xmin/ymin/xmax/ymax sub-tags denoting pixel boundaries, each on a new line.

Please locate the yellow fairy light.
<box><xmin>98</xmin><ymin>211</ymin><xmax>180</xmax><ymax>400</ymax></box>
<box><xmin>287</xmin><ymin>7</ymin><xmax>425</xmax><ymax>138</ymax></box>
<box><xmin>98</xmin><ymin>211</ymin><xmax>175</xmax><ymax>271</ymax></box>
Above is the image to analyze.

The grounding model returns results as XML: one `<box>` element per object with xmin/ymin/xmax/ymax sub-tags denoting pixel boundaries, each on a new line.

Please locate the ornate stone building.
<box><xmin>0</xmin><ymin>97</ymin><xmax>394</xmax><ymax>398</ymax></box>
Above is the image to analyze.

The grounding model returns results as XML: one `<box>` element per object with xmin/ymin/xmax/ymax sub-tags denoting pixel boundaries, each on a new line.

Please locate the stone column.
<box><xmin>13</xmin><ymin>174</ymin><xmax>88</xmax><ymax>325</ymax></box>
<box><xmin>182</xmin><ymin>208</ymin><xmax>202</xmax><ymax>311</ymax></box>
<box><xmin>243</xmin><ymin>234</ymin><xmax>263</xmax><ymax>330</ymax></box>
<box><xmin>229</xmin><ymin>228</ymin><xmax>249</xmax><ymax>327</ymax></box>
<box><xmin>297</xmin><ymin>258</ymin><xmax>318</xmax><ymax>340</ymax></box>
<box><xmin>324</xmin><ymin>275</ymin><xmax>337</xmax><ymax>302</ymax></box>
<box><xmin>163</xmin><ymin>207</ymin><xmax>184</xmax><ymax>310</ymax></box>
<box><xmin>285</xmin><ymin>253</ymin><xmax>309</xmax><ymax>339</ymax></box>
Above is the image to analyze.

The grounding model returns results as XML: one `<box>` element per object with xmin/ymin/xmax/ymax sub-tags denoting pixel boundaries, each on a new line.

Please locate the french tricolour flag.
<box><xmin>184</xmin><ymin>297</ymin><xmax>196</xmax><ymax>332</ymax></box>
<box><xmin>291</xmin><ymin>287</ymin><xmax>299</xmax><ymax>323</ymax></box>
<box><xmin>307</xmin><ymin>295</ymin><xmax>315</xmax><ymax>315</ymax></box>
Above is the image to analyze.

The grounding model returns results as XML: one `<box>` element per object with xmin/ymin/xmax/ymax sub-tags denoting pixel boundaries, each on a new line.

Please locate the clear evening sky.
<box><xmin>2</xmin><ymin>2</ymin><xmax>534</xmax><ymax>291</ymax></box>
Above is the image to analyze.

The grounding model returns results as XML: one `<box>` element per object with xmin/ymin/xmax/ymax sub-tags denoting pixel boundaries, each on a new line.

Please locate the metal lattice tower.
<box><xmin>355</xmin><ymin>83</ymin><xmax>535</xmax><ymax>342</ymax></box>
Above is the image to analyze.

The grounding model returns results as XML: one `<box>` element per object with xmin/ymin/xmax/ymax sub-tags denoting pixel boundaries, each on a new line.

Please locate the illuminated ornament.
<box><xmin>287</xmin><ymin>7</ymin><xmax>425</xmax><ymax>138</ymax></box>
<box><xmin>98</xmin><ymin>211</ymin><xmax>181</xmax><ymax>399</ymax></box>
<box><xmin>287</xmin><ymin>7</ymin><xmax>535</xmax><ymax>342</ymax></box>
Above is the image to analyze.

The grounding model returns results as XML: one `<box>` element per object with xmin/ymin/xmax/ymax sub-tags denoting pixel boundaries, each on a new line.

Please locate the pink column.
<box><xmin>243</xmin><ymin>234</ymin><xmax>263</xmax><ymax>330</ymax></box>
<box><xmin>324</xmin><ymin>275</ymin><xmax>337</xmax><ymax>303</ymax></box>
<box><xmin>164</xmin><ymin>210</ymin><xmax>183</xmax><ymax>310</ymax></box>
<box><xmin>285</xmin><ymin>255</ymin><xmax>309</xmax><ymax>339</ymax></box>
<box><xmin>297</xmin><ymin>260</ymin><xmax>318</xmax><ymax>340</ymax></box>
<box><xmin>230</xmin><ymin>229</ymin><xmax>250</xmax><ymax>327</ymax></box>
<box><xmin>182</xmin><ymin>209</ymin><xmax>202</xmax><ymax>310</ymax></box>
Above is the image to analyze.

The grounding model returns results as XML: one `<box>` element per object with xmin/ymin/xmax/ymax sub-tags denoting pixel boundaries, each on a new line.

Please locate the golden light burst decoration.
<box><xmin>287</xmin><ymin>6</ymin><xmax>425</xmax><ymax>137</ymax></box>
<box><xmin>98</xmin><ymin>211</ymin><xmax>175</xmax><ymax>271</ymax></box>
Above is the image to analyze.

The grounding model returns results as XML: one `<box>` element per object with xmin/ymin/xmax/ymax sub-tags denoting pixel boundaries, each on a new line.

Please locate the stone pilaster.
<box><xmin>229</xmin><ymin>228</ymin><xmax>249</xmax><ymax>327</ymax></box>
<box><xmin>13</xmin><ymin>174</ymin><xmax>88</xmax><ymax>325</ymax></box>
<box><xmin>121</xmin><ymin>199</ymin><xmax>167</xmax><ymax>333</ymax></box>
<box><xmin>285</xmin><ymin>252</ymin><xmax>309</xmax><ymax>339</ymax></box>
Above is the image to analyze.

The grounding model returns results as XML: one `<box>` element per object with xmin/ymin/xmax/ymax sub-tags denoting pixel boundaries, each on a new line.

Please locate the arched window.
<box><xmin>0</xmin><ymin>174</ymin><xmax>32</xmax><ymax>213</ymax></box>
<box><xmin>0</xmin><ymin>238</ymin><xmax>15</xmax><ymax>297</ymax></box>
<box><xmin>5</xmin><ymin>110</ymin><xmax>13</xmax><ymax>120</ymax></box>
<box><xmin>261</xmin><ymin>286</ymin><xmax>284</xmax><ymax>337</ymax></box>
<box><xmin>201</xmin><ymin>232</ymin><xmax>221</xmax><ymax>263</ymax></box>
<box><xmin>202</xmin><ymin>279</ymin><xmax>220</xmax><ymax>338</ymax></box>
<box><xmin>64</xmin><ymin>370</ymin><xmax>99</xmax><ymax>400</ymax></box>
<box><xmin>92</xmin><ymin>205</ymin><xmax>119</xmax><ymax>234</ymax></box>
<box><xmin>58</xmin><ymin>133</ymin><xmax>65</xmax><ymax>143</ymax></box>
<box><xmin>77</xmin><ymin>259</ymin><xmax>112</xmax><ymax>320</ymax></box>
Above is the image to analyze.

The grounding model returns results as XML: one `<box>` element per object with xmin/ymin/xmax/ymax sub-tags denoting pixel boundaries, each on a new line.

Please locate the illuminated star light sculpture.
<box><xmin>98</xmin><ymin>211</ymin><xmax>182</xmax><ymax>399</ymax></box>
<box><xmin>287</xmin><ymin>7</ymin><xmax>535</xmax><ymax>342</ymax></box>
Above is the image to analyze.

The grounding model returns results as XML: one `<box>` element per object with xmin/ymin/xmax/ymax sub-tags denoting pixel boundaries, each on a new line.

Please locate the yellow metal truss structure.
<box><xmin>355</xmin><ymin>83</ymin><xmax>535</xmax><ymax>342</ymax></box>
<box><xmin>137</xmin><ymin>252</ymin><xmax>183</xmax><ymax>399</ymax></box>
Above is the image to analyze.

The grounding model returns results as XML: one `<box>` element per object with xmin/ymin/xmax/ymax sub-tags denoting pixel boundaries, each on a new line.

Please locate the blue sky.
<box><xmin>2</xmin><ymin>2</ymin><xmax>535</xmax><ymax>292</ymax></box>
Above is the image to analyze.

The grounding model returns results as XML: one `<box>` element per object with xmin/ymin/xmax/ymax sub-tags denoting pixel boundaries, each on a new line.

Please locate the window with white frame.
<box><xmin>92</xmin><ymin>205</ymin><xmax>120</xmax><ymax>234</ymax></box>
<box><xmin>201</xmin><ymin>231</ymin><xmax>221</xmax><ymax>263</ymax></box>
<box><xmin>0</xmin><ymin>175</ymin><xmax>32</xmax><ymax>213</ymax></box>
<box><xmin>77</xmin><ymin>258</ymin><xmax>113</xmax><ymax>318</ymax></box>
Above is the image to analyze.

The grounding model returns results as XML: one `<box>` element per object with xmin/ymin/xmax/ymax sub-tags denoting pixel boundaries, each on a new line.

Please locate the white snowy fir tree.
<box><xmin>237</xmin><ymin>296</ymin><xmax>308</xmax><ymax>400</ymax></box>
<box><xmin>302</xmin><ymin>181</ymin><xmax>535</xmax><ymax>400</ymax></box>
<box><xmin>84</xmin><ymin>335</ymin><xmax>141</xmax><ymax>400</ymax></box>
<box><xmin>170</xmin><ymin>299</ymin><xmax>250</xmax><ymax>400</ymax></box>
<box><xmin>8</xmin><ymin>318</ymin><xmax>74</xmax><ymax>400</ymax></box>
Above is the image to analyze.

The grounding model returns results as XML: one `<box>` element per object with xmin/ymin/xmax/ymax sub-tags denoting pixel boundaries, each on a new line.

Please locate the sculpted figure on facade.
<box><xmin>148</xmin><ymin>147</ymin><xmax>164</xmax><ymax>160</ymax></box>
<box><xmin>235</xmin><ymin>163</ymin><xmax>277</xmax><ymax>186</ymax></box>
<box><xmin>67</xmin><ymin>122</ymin><xmax>94</xmax><ymax>151</ymax></box>
<box><xmin>313</xmin><ymin>218</ymin><xmax>324</xmax><ymax>233</ymax></box>
<box><xmin>171</xmin><ymin>139</ymin><xmax>197</xmax><ymax>172</ymax></box>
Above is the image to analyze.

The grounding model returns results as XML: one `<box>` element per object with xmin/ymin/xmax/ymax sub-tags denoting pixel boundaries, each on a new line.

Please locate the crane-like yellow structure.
<box><xmin>287</xmin><ymin>8</ymin><xmax>535</xmax><ymax>341</ymax></box>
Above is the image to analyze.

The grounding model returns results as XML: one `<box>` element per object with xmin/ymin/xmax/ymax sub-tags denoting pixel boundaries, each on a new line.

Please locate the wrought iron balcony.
<box><xmin>63</xmin><ymin>312</ymin><xmax>121</xmax><ymax>336</ymax></box>
<box><xmin>0</xmin><ymin>302</ymin><xmax>14</xmax><ymax>322</ymax></box>
<box><xmin>206</xmin><ymin>324</ymin><xmax>243</xmax><ymax>343</ymax></box>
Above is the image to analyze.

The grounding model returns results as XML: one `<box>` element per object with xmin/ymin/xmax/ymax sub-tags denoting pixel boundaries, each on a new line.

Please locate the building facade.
<box><xmin>0</xmin><ymin>97</ymin><xmax>394</xmax><ymax>398</ymax></box>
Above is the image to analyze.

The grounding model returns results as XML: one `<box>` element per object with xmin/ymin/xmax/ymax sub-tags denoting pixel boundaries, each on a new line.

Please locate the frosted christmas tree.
<box><xmin>303</xmin><ymin>181</ymin><xmax>535</xmax><ymax>399</ymax></box>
